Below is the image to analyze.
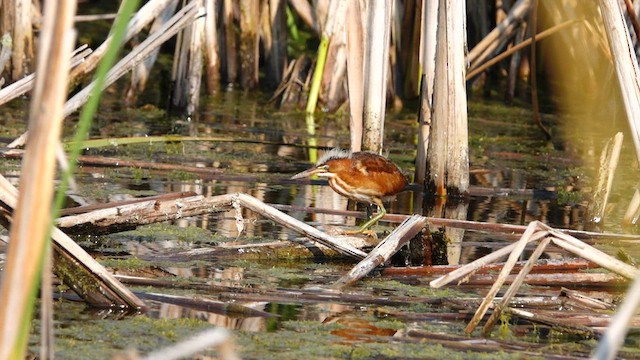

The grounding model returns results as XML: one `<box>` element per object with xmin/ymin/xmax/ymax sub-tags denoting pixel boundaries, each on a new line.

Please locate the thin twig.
<box><xmin>429</xmin><ymin>229</ymin><xmax>548</xmax><ymax>288</ymax></box>
<box><xmin>464</xmin><ymin>221</ymin><xmax>543</xmax><ymax>334</ymax></box>
<box><xmin>481</xmin><ymin>236</ymin><xmax>552</xmax><ymax>335</ymax></box>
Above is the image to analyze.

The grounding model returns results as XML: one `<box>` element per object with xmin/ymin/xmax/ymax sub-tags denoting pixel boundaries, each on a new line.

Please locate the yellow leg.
<box><xmin>343</xmin><ymin>199</ymin><xmax>386</xmax><ymax>235</ymax></box>
<box><xmin>357</xmin><ymin>205</ymin><xmax>386</xmax><ymax>232</ymax></box>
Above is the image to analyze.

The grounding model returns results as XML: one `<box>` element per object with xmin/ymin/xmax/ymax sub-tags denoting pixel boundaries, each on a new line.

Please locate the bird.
<box><xmin>291</xmin><ymin>148</ymin><xmax>408</xmax><ymax>234</ymax></box>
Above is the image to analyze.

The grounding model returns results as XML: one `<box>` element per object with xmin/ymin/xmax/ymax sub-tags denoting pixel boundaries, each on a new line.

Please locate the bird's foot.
<box><xmin>338</xmin><ymin>228</ymin><xmax>378</xmax><ymax>238</ymax></box>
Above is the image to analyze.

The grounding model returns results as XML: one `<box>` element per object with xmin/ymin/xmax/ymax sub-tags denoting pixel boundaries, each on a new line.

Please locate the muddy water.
<box><xmin>2</xmin><ymin>91</ymin><xmax>637</xmax><ymax>358</ymax></box>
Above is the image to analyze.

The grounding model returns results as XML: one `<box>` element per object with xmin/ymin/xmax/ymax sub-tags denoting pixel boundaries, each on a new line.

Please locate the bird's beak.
<box><xmin>290</xmin><ymin>167</ymin><xmax>325</xmax><ymax>180</ymax></box>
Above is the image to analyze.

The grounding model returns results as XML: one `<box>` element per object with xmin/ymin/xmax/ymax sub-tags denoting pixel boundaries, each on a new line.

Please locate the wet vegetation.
<box><xmin>1</xmin><ymin>0</ymin><xmax>640</xmax><ymax>359</ymax></box>
<box><xmin>1</xmin><ymin>91</ymin><xmax>634</xmax><ymax>358</ymax></box>
<box><xmin>5</xmin><ymin>90</ymin><xmax>639</xmax><ymax>358</ymax></box>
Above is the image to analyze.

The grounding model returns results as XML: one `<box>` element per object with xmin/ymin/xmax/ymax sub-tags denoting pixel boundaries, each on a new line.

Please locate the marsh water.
<box><xmin>2</xmin><ymin>89</ymin><xmax>640</xmax><ymax>359</ymax></box>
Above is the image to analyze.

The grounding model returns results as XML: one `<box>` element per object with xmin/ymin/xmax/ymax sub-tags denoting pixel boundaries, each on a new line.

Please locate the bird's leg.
<box><xmin>342</xmin><ymin>199</ymin><xmax>386</xmax><ymax>235</ymax></box>
<box><xmin>357</xmin><ymin>205</ymin><xmax>386</xmax><ymax>232</ymax></box>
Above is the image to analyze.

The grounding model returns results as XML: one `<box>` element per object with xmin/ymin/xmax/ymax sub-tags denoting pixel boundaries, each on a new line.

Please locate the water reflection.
<box><xmin>75</xmin><ymin>142</ymin><xmax>601</xmax><ymax>264</ymax></box>
<box><xmin>27</xmin><ymin>90</ymin><xmax>638</xmax><ymax>351</ymax></box>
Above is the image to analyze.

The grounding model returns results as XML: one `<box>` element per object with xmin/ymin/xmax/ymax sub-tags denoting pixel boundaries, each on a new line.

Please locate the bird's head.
<box><xmin>290</xmin><ymin>148</ymin><xmax>352</xmax><ymax>180</ymax></box>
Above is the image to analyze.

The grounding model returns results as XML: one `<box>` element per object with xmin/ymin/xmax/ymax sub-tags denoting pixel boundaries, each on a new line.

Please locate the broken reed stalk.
<box><xmin>537</xmin><ymin>221</ymin><xmax>640</xmax><ymax>278</ymax></box>
<box><xmin>233</xmin><ymin>193</ymin><xmax>367</xmax><ymax>259</ymax></box>
<box><xmin>332</xmin><ymin>215</ymin><xmax>427</xmax><ymax>289</ymax></box>
<box><xmin>125</xmin><ymin>1</ymin><xmax>179</xmax><ymax>105</ymax></box>
<box><xmin>548</xmin><ymin>236</ymin><xmax>640</xmax><ymax>279</ymax></box>
<box><xmin>140</xmin><ymin>327</ymin><xmax>239</xmax><ymax>360</ymax></box>
<box><xmin>0</xmin><ymin>45</ymin><xmax>92</xmax><ymax>110</ymax></box>
<box><xmin>592</xmin><ymin>275</ymin><xmax>640</xmax><ymax>360</ymax></box>
<box><xmin>561</xmin><ymin>287</ymin><xmax>615</xmax><ymax>310</ymax></box>
<box><xmin>467</xmin><ymin>0</ymin><xmax>530</xmax><ymax>68</ymax></box>
<box><xmin>171</xmin><ymin>0</ymin><xmax>200</xmax><ymax>113</ymax></box>
<box><xmin>431</xmin><ymin>219</ymin><xmax>640</xmax><ymax>336</ymax></box>
<box><xmin>463</xmin><ymin>221</ymin><xmax>542</xmax><ymax>334</ymax></box>
<box><xmin>503</xmin><ymin>308</ymin><xmax>598</xmax><ymax>338</ymax></box>
<box><xmin>56</xmin><ymin>192</ymin><xmax>367</xmax><ymax>260</ymax></box>
<box><xmin>64</xmin><ymin>2</ymin><xmax>202</xmax><ymax>118</ymax></box>
<box><xmin>624</xmin><ymin>187</ymin><xmax>640</xmax><ymax>225</ymax></box>
<box><xmin>481</xmin><ymin>236</ymin><xmax>552</xmax><ymax>335</ymax></box>
<box><xmin>599</xmin><ymin>0</ymin><xmax>640</xmax><ymax>165</ymax></box>
<box><xmin>587</xmin><ymin>132</ymin><xmax>623</xmax><ymax>227</ymax></box>
<box><xmin>271</xmin><ymin>202</ymin><xmax>640</xmax><ymax>240</ymax></box>
<box><xmin>426</xmin><ymin>0</ymin><xmax>469</xmax><ymax>196</ymax></box>
<box><xmin>56</xmin><ymin>193</ymin><xmax>236</xmax><ymax>233</ymax></box>
<box><xmin>429</xmin><ymin>228</ymin><xmax>547</xmax><ymax>289</ymax></box>
<box><xmin>0</xmin><ymin>1</ymin><xmax>76</xmax><ymax>357</ymax></box>
<box><xmin>466</xmin><ymin>19</ymin><xmax>579</xmax><ymax>80</ymax></box>
<box><xmin>69</xmin><ymin>0</ymin><xmax>179</xmax><ymax>84</ymax></box>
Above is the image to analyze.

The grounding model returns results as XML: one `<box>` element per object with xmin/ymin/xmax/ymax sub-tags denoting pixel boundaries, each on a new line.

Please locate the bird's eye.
<box><xmin>319</xmin><ymin>165</ymin><xmax>329</xmax><ymax>171</ymax></box>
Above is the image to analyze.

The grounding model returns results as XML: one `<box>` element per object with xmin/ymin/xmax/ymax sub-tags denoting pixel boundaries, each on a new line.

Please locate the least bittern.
<box><xmin>291</xmin><ymin>148</ymin><xmax>408</xmax><ymax>234</ymax></box>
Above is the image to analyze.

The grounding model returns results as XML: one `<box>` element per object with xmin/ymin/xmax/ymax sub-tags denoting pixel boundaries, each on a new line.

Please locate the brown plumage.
<box><xmin>291</xmin><ymin>148</ymin><xmax>408</xmax><ymax>233</ymax></box>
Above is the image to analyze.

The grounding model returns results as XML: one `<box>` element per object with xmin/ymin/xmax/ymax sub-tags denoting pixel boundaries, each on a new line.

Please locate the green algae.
<box><xmin>98</xmin><ymin>257</ymin><xmax>150</xmax><ymax>271</ymax></box>
<box><xmin>31</xmin><ymin>301</ymin><xmax>214</xmax><ymax>359</ymax></box>
<box><xmin>111</xmin><ymin>223</ymin><xmax>219</xmax><ymax>245</ymax></box>
<box><xmin>236</xmin><ymin>319</ymin><xmax>540</xmax><ymax>360</ymax></box>
<box><xmin>365</xmin><ymin>278</ymin><xmax>471</xmax><ymax>300</ymax></box>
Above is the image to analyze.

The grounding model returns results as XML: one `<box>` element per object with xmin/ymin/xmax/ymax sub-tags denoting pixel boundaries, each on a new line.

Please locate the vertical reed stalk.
<box><xmin>346</xmin><ymin>0</ymin><xmax>364</xmax><ymax>152</ymax></box>
<box><xmin>362</xmin><ymin>0</ymin><xmax>391</xmax><ymax>153</ymax></box>
<box><xmin>70</xmin><ymin>0</ymin><xmax>177</xmax><ymax>84</ymax></box>
<box><xmin>223</xmin><ymin>0</ymin><xmax>238</xmax><ymax>83</ymax></box>
<box><xmin>306</xmin><ymin>0</ymin><xmax>344</xmax><ymax>116</ymax></box>
<box><xmin>414</xmin><ymin>0</ymin><xmax>438</xmax><ymax>190</ymax></box>
<box><xmin>0</xmin><ymin>1</ymin><xmax>76</xmax><ymax>357</ymax></box>
<box><xmin>187</xmin><ymin>0</ymin><xmax>205</xmax><ymax>116</ymax></box>
<box><xmin>426</xmin><ymin>0</ymin><xmax>469</xmax><ymax>197</ymax></box>
<box><xmin>10</xmin><ymin>0</ymin><xmax>34</xmax><ymax>80</ymax></box>
<box><xmin>599</xmin><ymin>0</ymin><xmax>640</xmax><ymax>165</ymax></box>
<box><xmin>204</xmin><ymin>0</ymin><xmax>221</xmax><ymax>91</ymax></box>
<box><xmin>239</xmin><ymin>0</ymin><xmax>259</xmax><ymax>89</ymax></box>
<box><xmin>400</xmin><ymin>0</ymin><xmax>422</xmax><ymax>98</ymax></box>
<box><xmin>305</xmin><ymin>0</ymin><xmax>345</xmax><ymax>162</ymax></box>
<box><xmin>264</xmin><ymin>0</ymin><xmax>287</xmax><ymax>87</ymax></box>
<box><xmin>125</xmin><ymin>0</ymin><xmax>179</xmax><ymax>105</ymax></box>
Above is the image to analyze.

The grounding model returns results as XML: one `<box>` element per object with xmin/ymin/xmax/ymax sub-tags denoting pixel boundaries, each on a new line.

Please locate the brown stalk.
<box><xmin>463</xmin><ymin>221</ymin><xmax>542</xmax><ymax>334</ymax></box>
<box><xmin>466</xmin><ymin>19</ymin><xmax>579</xmax><ymax>80</ymax></box>
<box><xmin>345</xmin><ymin>0</ymin><xmax>364</xmax><ymax>151</ymax></box>
<box><xmin>0</xmin><ymin>1</ymin><xmax>75</xmax><ymax>356</ymax></box>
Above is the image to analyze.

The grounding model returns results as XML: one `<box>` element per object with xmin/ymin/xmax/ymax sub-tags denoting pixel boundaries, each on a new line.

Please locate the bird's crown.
<box><xmin>316</xmin><ymin>148</ymin><xmax>352</xmax><ymax>165</ymax></box>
